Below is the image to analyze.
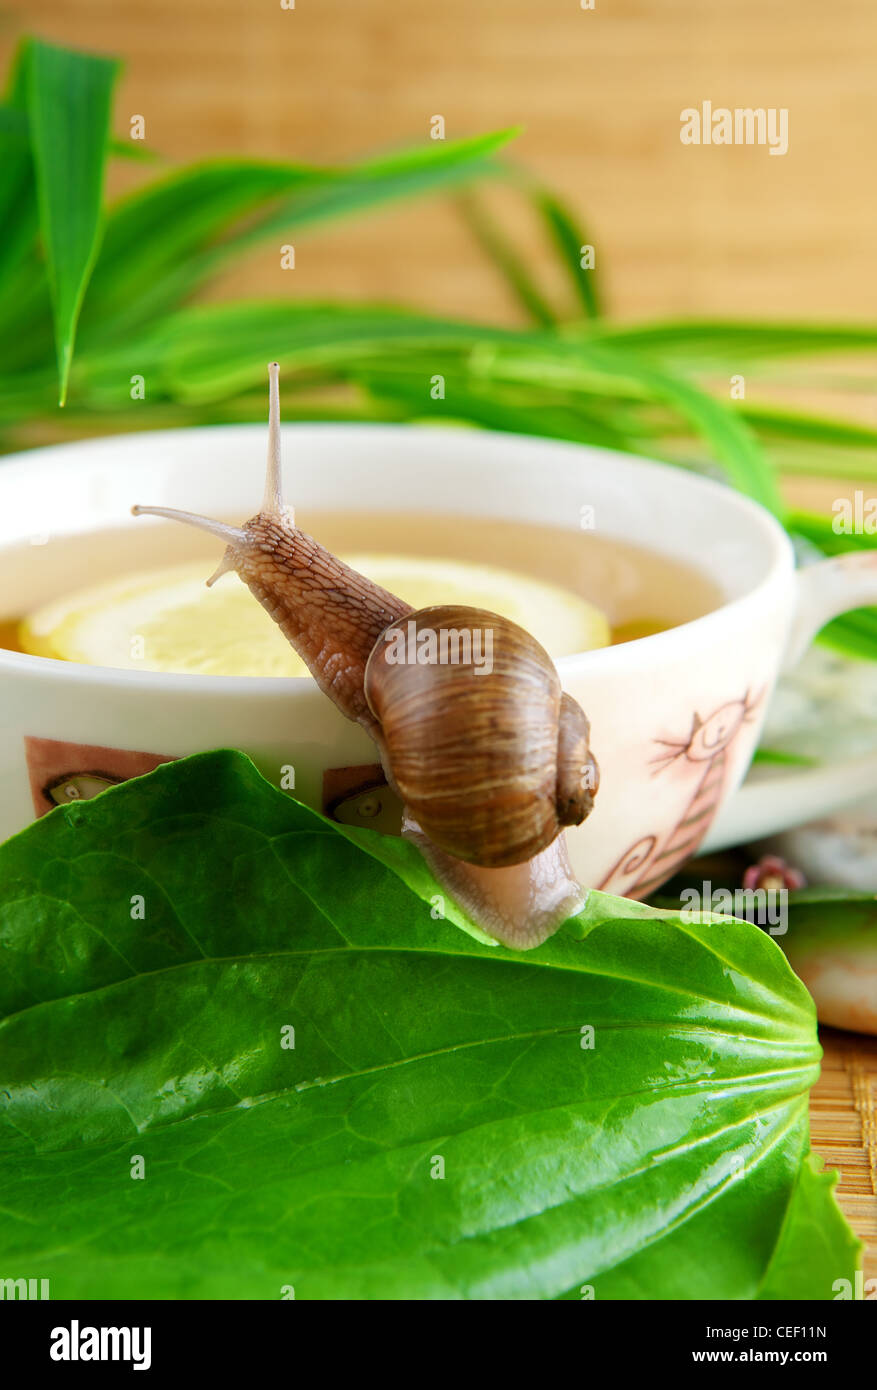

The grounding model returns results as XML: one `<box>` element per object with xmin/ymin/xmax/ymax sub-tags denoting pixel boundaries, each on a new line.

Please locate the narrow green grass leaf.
<box><xmin>132</xmin><ymin>299</ymin><xmax>767</xmax><ymax>485</ymax></box>
<box><xmin>588</xmin><ymin>318</ymin><xmax>877</xmax><ymax>365</ymax></box>
<box><xmin>355</xmin><ymin>366</ymin><xmax>629</xmax><ymax>448</ymax></box>
<box><xmin>768</xmin><ymin>445</ymin><xmax>877</xmax><ymax>483</ymax></box>
<box><xmin>25</xmin><ymin>39</ymin><xmax>119</xmax><ymax>404</ymax></box>
<box><xmin>66</xmin><ymin>296</ymin><xmax>782</xmax><ymax>515</ymax></box>
<box><xmin>0</xmin><ymin>48</ymin><xmax>38</xmax><ymax>294</ymax></box>
<box><xmin>742</xmin><ymin>401</ymin><xmax>877</xmax><ymax>448</ymax></box>
<box><xmin>456</xmin><ymin>191</ymin><xmax>557</xmax><ymax>326</ymax></box>
<box><xmin>108</xmin><ymin>136</ymin><xmax>159</xmax><ymax>162</ymax></box>
<box><xmin>788</xmin><ymin>511</ymin><xmax>877</xmax><ymax>661</ymax></box>
<box><xmin>198</xmin><ymin>132</ymin><xmax>517</xmax><ymax>277</ymax></box>
<box><xmin>790</xmin><ymin>511</ymin><xmax>877</xmax><ymax>554</ymax></box>
<box><xmin>584</xmin><ymin>345</ymin><xmax>784</xmax><ymax>514</ymax></box>
<box><xmin>78</xmin><ymin>129</ymin><xmax>519</xmax><ymax>343</ymax></box>
<box><xmin>741</xmin><ymin>402</ymin><xmax>877</xmax><ymax>484</ymax></box>
<box><xmin>77</xmin><ymin>160</ymin><xmax>332</xmax><ymax>340</ymax></box>
<box><xmin>145</xmin><ymin>301</ymin><xmax>522</xmax><ymax>399</ymax></box>
<box><xmin>817</xmin><ymin>612</ymin><xmax>877</xmax><ymax>663</ymax></box>
<box><xmin>536</xmin><ymin>190</ymin><xmax>603</xmax><ymax>319</ymax></box>
<box><xmin>752</xmin><ymin>748</ymin><xmax>820</xmax><ymax>768</ymax></box>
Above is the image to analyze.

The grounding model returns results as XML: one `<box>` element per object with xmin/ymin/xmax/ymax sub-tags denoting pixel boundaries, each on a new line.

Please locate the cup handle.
<box><xmin>783</xmin><ymin>551</ymin><xmax>877</xmax><ymax>670</ymax></box>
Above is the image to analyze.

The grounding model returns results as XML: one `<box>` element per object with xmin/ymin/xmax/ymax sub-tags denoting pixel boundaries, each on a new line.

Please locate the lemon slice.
<box><xmin>20</xmin><ymin>554</ymin><xmax>609</xmax><ymax>676</ymax></box>
<box><xmin>348</xmin><ymin>554</ymin><xmax>609</xmax><ymax>659</ymax></box>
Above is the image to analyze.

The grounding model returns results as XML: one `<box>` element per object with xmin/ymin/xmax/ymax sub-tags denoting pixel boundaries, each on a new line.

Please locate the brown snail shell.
<box><xmin>364</xmin><ymin>604</ymin><xmax>597</xmax><ymax>868</ymax></box>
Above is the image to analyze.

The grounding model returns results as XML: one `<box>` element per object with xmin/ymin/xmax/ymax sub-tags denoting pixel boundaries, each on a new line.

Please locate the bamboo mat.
<box><xmin>811</xmin><ymin>1028</ymin><xmax>877</xmax><ymax>1283</ymax></box>
<box><xmin>9</xmin><ymin>1</ymin><xmax>877</xmax><ymax>327</ymax></box>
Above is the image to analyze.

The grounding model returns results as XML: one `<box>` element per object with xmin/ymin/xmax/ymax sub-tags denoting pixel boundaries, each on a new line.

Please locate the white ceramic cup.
<box><xmin>0</xmin><ymin>423</ymin><xmax>874</xmax><ymax>896</ymax></box>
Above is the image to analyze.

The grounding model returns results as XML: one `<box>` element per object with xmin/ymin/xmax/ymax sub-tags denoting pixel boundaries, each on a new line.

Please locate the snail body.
<box><xmin>133</xmin><ymin>364</ymin><xmax>598</xmax><ymax>948</ymax></box>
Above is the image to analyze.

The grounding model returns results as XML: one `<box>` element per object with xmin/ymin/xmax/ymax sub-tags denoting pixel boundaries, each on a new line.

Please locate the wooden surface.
<box><xmin>5</xmin><ymin>0</ymin><xmax>877</xmax><ymax>324</ymax></box>
<box><xmin>812</xmin><ymin>1029</ymin><xmax>877</xmax><ymax>1284</ymax></box>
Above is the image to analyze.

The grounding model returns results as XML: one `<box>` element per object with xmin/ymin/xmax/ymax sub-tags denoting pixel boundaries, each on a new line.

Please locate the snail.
<box><xmin>132</xmin><ymin>364</ymin><xmax>599</xmax><ymax>948</ymax></box>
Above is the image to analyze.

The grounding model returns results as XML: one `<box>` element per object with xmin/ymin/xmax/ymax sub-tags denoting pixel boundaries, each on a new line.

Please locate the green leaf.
<box><xmin>256</xmin><ymin>127</ymin><xmax>518</xmax><ymax>238</ymax></box>
<box><xmin>535</xmin><ymin>190</ymin><xmax>603</xmax><ymax>319</ymax></box>
<box><xmin>756</xmin><ymin>1152</ymin><xmax>863</xmax><ymax>1300</ymax></box>
<box><xmin>0</xmin><ymin>751</ymin><xmax>858</xmax><ymax>1300</ymax></box>
<box><xmin>71</xmin><ymin>294</ymin><xmax>779</xmax><ymax>511</ymax></box>
<box><xmin>77</xmin><ymin>160</ymin><xmax>332</xmax><ymax>338</ymax></box>
<box><xmin>352</xmin><ymin>363</ymin><xmax>630</xmax><ymax>450</ymax></box>
<box><xmin>752</xmin><ymin>748</ymin><xmax>819</xmax><ymax>768</ymax></box>
<box><xmin>781</xmin><ymin>890</ymin><xmax>877</xmax><ymax>957</ymax></box>
<box><xmin>78</xmin><ymin>129</ymin><xmax>518</xmax><ymax>343</ymax></box>
<box><xmin>742</xmin><ymin>400</ymin><xmax>877</xmax><ymax>450</ymax></box>
<box><xmin>457</xmin><ymin>191</ymin><xmax>557</xmax><ymax>326</ymax></box>
<box><xmin>790</xmin><ymin>510</ymin><xmax>877</xmax><ymax>557</ymax></box>
<box><xmin>787</xmin><ymin>511</ymin><xmax>877</xmax><ymax>663</ymax></box>
<box><xmin>588</xmin><ymin>318</ymin><xmax>877</xmax><ymax>367</ymax></box>
<box><xmin>576</xmin><ymin>343</ymin><xmax>784</xmax><ymax>515</ymax></box>
<box><xmin>108</xmin><ymin>136</ymin><xmax>159</xmax><ymax>163</ymax></box>
<box><xmin>25</xmin><ymin>38</ymin><xmax>119</xmax><ymax>405</ymax></box>
<box><xmin>655</xmin><ymin>885</ymin><xmax>877</xmax><ymax>1040</ymax></box>
<box><xmin>0</xmin><ymin>49</ymin><xmax>38</xmax><ymax>293</ymax></box>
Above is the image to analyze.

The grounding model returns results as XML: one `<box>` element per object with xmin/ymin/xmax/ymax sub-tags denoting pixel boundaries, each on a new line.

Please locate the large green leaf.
<box><xmin>24</xmin><ymin>39</ymin><xmax>119</xmax><ymax>405</ymax></box>
<box><xmin>0</xmin><ymin>752</ymin><xmax>858</xmax><ymax>1300</ymax></box>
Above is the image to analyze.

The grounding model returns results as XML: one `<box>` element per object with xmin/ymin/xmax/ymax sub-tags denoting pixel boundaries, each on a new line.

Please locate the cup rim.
<box><xmin>0</xmin><ymin>421</ymin><xmax>795</xmax><ymax>694</ymax></box>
